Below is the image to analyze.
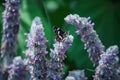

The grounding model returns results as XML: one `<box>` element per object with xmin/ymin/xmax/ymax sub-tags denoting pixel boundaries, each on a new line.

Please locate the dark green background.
<box><xmin>0</xmin><ymin>0</ymin><xmax>120</xmax><ymax>79</ymax></box>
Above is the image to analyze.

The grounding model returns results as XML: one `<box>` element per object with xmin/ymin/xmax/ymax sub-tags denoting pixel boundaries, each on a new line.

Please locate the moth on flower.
<box><xmin>54</xmin><ymin>27</ymin><xmax>69</xmax><ymax>42</ymax></box>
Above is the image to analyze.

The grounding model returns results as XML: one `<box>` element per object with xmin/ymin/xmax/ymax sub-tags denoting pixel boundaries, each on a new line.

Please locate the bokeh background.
<box><xmin>0</xmin><ymin>0</ymin><xmax>120</xmax><ymax>79</ymax></box>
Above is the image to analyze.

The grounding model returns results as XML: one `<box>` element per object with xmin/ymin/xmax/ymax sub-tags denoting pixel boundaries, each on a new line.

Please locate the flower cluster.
<box><xmin>47</xmin><ymin>34</ymin><xmax>73</xmax><ymax>80</ymax></box>
<box><xmin>25</xmin><ymin>17</ymin><xmax>74</xmax><ymax>80</ymax></box>
<box><xmin>0</xmin><ymin>0</ymin><xmax>120</xmax><ymax>79</ymax></box>
<box><xmin>93</xmin><ymin>45</ymin><xmax>120</xmax><ymax>80</ymax></box>
<box><xmin>64</xmin><ymin>14</ymin><xmax>105</xmax><ymax>65</ymax></box>
<box><xmin>65</xmin><ymin>14</ymin><xmax>120</xmax><ymax>80</ymax></box>
<box><xmin>25</xmin><ymin>17</ymin><xmax>48</xmax><ymax>80</ymax></box>
<box><xmin>1</xmin><ymin>0</ymin><xmax>21</xmax><ymax>66</ymax></box>
<box><xmin>65</xmin><ymin>70</ymin><xmax>87</xmax><ymax>80</ymax></box>
<box><xmin>0</xmin><ymin>0</ymin><xmax>21</xmax><ymax>79</ymax></box>
<box><xmin>8</xmin><ymin>56</ymin><xmax>30</xmax><ymax>80</ymax></box>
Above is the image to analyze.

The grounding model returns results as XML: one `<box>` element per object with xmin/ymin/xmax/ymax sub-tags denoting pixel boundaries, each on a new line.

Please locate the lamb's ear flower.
<box><xmin>25</xmin><ymin>17</ymin><xmax>48</xmax><ymax>80</ymax></box>
<box><xmin>65</xmin><ymin>70</ymin><xmax>87</xmax><ymax>80</ymax></box>
<box><xmin>64</xmin><ymin>14</ymin><xmax>105</xmax><ymax>65</ymax></box>
<box><xmin>8</xmin><ymin>56</ymin><xmax>30</xmax><ymax>80</ymax></box>
<box><xmin>1</xmin><ymin>0</ymin><xmax>21</xmax><ymax>67</ymax></box>
<box><xmin>93</xmin><ymin>45</ymin><xmax>120</xmax><ymax>80</ymax></box>
<box><xmin>47</xmin><ymin>33</ymin><xmax>73</xmax><ymax>80</ymax></box>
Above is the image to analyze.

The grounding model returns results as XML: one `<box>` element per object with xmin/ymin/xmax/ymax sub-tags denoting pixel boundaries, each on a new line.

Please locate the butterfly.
<box><xmin>54</xmin><ymin>27</ymin><xmax>68</xmax><ymax>42</ymax></box>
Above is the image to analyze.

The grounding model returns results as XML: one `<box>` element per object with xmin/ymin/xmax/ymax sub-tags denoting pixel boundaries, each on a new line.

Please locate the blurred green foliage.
<box><xmin>0</xmin><ymin>0</ymin><xmax>120</xmax><ymax>79</ymax></box>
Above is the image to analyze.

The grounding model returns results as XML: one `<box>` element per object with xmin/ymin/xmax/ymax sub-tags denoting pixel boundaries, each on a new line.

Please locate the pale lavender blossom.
<box><xmin>1</xmin><ymin>0</ymin><xmax>21</xmax><ymax>67</ymax></box>
<box><xmin>65</xmin><ymin>70</ymin><xmax>87</xmax><ymax>80</ymax></box>
<box><xmin>0</xmin><ymin>0</ymin><xmax>21</xmax><ymax>79</ymax></box>
<box><xmin>93</xmin><ymin>45</ymin><xmax>120</xmax><ymax>80</ymax></box>
<box><xmin>8</xmin><ymin>56</ymin><xmax>30</xmax><ymax>80</ymax></box>
<box><xmin>47</xmin><ymin>34</ymin><xmax>73</xmax><ymax>80</ymax></box>
<box><xmin>64</xmin><ymin>14</ymin><xmax>105</xmax><ymax>65</ymax></box>
<box><xmin>25</xmin><ymin>17</ymin><xmax>48</xmax><ymax>80</ymax></box>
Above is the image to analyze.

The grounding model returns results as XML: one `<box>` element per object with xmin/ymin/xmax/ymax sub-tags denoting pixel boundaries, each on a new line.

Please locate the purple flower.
<box><xmin>8</xmin><ymin>56</ymin><xmax>30</xmax><ymax>80</ymax></box>
<box><xmin>47</xmin><ymin>33</ymin><xmax>73</xmax><ymax>80</ymax></box>
<box><xmin>64</xmin><ymin>14</ymin><xmax>105</xmax><ymax>65</ymax></box>
<box><xmin>93</xmin><ymin>45</ymin><xmax>120</xmax><ymax>80</ymax></box>
<box><xmin>1</xmin><ymin>0</ymin><xmax>21</xmax><ymax>66</ymax></box>
<box><xmin>25</xmin><ymin>17</ymin><xmax>48</xmax><ymax>80</ymax></box>
<box><xmin>65</xmin><ymin>70</ymin><xmax>87</xmax><ymax>80</ymax></box>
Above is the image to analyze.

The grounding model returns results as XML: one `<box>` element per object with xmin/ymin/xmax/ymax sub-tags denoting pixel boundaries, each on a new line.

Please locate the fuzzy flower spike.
<box><xmin>47</xmin><ymin>30</ymin><xmax>73</xmax><ymax>80</ymax></box>
<box><xmin>93</xmin><ymin>45</ymin><xmax>120</xmax><ymax>80</ymax></box>
<box><xmin>8</xmin><ymin>56</ymin><xmax>30</xmax><ymax>80</ymax></box>
<box><xmin>64</xmin><ymin>14</ymin><xmax>105</xmax><ymax>65</ymax></box>
<box><xmin>1</xmin><ymin>0</ymin><xmax>21</xmax><ymax>66</ymax></box>
<box><xmin>65</xmin><ymin>70</ymin><xmax>87</xmax><ymax>80</ymax></box>
<box><xmin>25</xmin><ymin>17</ymin><xmax>48</xmax><ymax>80</ymax></box>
